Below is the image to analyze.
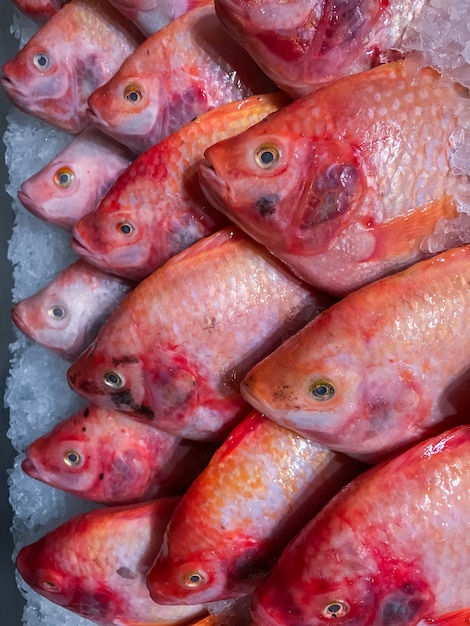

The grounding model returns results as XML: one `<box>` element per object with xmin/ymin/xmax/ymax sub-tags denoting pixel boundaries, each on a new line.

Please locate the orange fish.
<box><xmin>213</xmin><ymin>0</ymin><xmax>425</xmax><ymax>98</ymax></box>
<box><xmin>67</xmin><ymin>228</ymin><xmax>333</xmax><ymax>440</ymax></box>
<box><xmin>72</xmin><ymin>93</ymin><xmax>289</xmax><ymax>281</ymax></box>
<box><xmin>22</xmin><ymin>403</ymin><xmax>217</xmax><ymax>504</ymax></box>
<box><xmin>242</xmin><ymin>244</ymin><xmax>470</xmax><ymax>464</ymax></box>
<box><xmin>147</xmin><ymin>410</ymin><xmax>362</xmax><ymax>605</ymax></box>
<box><xmin>87</xmin><ymin>3</ymin><xmax>275</xmax><ymax>153</ymax></box>
<box><xmin>15</xmin><ymin>497</ymin><xmax>217</xmax><ymax>625</ymax></box>
<box><xmin>251</xmin><ymin>425</ymin><xmax>470</xmax><ymax>626</ymax></box>
<box><xmin>1</xmin><ymin>0</ymin><xmax>143</xmax><ymax>133</ymax></box>
<box><xmin>12</xmin><ymin>0</ymin><xmax>67</xmax><ymax>22</ymax></box>
<box><xmin>199</xmin><ymin>60</ymin><xmax>470</xmax><ymax>296</ymax></box>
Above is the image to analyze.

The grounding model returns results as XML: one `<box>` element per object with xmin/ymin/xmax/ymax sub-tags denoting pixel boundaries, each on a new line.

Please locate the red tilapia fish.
<box><xmin>109</xmin><ymin>0</ymin><xmax>212</xmax><ymax>36</ymax></box>
<box><xmin>72</xmin><ymin>93</ymin><xmax>290</xmax><ymax>281</ymax></box>
<box><xmin>22</xmin><ymin>403</ymin><xmax>217</xmax><ymax>504</ymax></box>
<box><xmin>15</xmin><ymin>497</ymin><xmax>217</xmax><ymax>625</ymax></box>
<box><xmin>11</xmin><ymin>259</ymin><xmax>133</xmax><ymax>362</ymax></box>
<box><xmin>199</xmin><ymin>60</ymin><xmax>470</xmax><ymax>296</ymax></box>
<box><xmin>87</xmin><ymin>3</ymin><xmax>275</xmax><ymax>153</ymax></box>
<box><xmin>147</xmin><ymin>410</ymin><xmax>362</xmax><ymax>605</ymax></box>
<box><xmin>251</xmin><ymin>425</ymin><xmax>470</xmax><ymax>626</ymax></box>
<box><xmin>214</xmin><ymin>0</ymin><xmax>426</xmax><ymax>98</ymax></box>
<box><xmin>1</xmin><ymin>0</ymin><xmax>143</xmax><ymax>133</ymax></box>
<box><xmin>67</xmin><ymin>227</ymin><xmax>333</xmax><ymax>440</ymax></box>
<box><xmin>12</xmin><ymin>0</ymin><xmax>68</xmax><ymax>22</ymax></box>
<box><xmin>18</xmin><ymin>127</ymin><xmax>134</xmax><ymax>230</ymax></box>
<box><xmin>241</xmin><ymin>244</ymin><xmax>470</xmax><ymax>464</ymax></box>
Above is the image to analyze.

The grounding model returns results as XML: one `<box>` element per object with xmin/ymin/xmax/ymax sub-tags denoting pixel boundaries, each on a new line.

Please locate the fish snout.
<box><xmin>21</xmin><ymin>456</ymin><xmax>41</xmax><ymax>480</ymax></box>
<box><xmin>198</xmin><ymin>158</ymin><xmax>230</xmax><ymax>216</ymax></box>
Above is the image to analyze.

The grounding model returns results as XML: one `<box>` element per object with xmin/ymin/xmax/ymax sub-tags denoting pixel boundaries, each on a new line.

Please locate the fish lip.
<box><xmin>198</xmin><ymin>158</ymin><xmax>231</xmax><ymax>216</ymax></box>
<box><xmin>70</xmin><ymin>233</ymin><xmax>110</xmax><ymax>273</ymax></box>
<box><xmin>11</xmin><ymin>304</ymin><xmax>33</xmax><ymax>339</ymax></box>
<box><xmin>17</xmin><ymin>188</ymin><xmax>42</xmax><ymax>218</ymax></box>
<box><xmin>0</xmin><ymin>75</ymin><xmax>23</xmax><ymax>100</ymax></box>
<box><xmin>86</xmin><ymin>106</ymin><xmax>109</xmax><ymax>130</ymax></box>
<box><xmin>21</xmin><ymin>456</ymin><xmax>41</xmax><ymax>480</ymax></box>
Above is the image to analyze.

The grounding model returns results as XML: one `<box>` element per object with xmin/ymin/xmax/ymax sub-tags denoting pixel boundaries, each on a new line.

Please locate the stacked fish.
<box><xmin>2</xmin><ymin>0</ymin><xmax>470</xmax><ymax>625</ymax></box>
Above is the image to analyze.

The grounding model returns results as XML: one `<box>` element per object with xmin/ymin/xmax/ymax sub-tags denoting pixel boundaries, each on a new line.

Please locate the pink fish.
<box><xmin>241</xmin><ymin>244</ymin><xmax>470</xmax><ymax>464</ymax></box>
<box><xmin>67</xmin><ymin>228</ymin><xmax>333</xmax><ymax>440</ymax></box>
<box><xmin>147</xmin><ymin>410</ymin><xmax>362</xmax><ymax>605</ymax></box>
<box><xmin>12</xmin><ymin>0</ymin><xmax>68</xmax><ymax>22</ymax></box>
<box><xmin>11</xmin><ymin>259</ymin><xmax>133</xmax><ymax>362</ymax></box>
<box><xmin>72</xmin><ymin>93</ymin><xmax>289</xmax><ymax>281</ymax></box>
<box><xmin>1</xmin><ymin>0</ymin><xmax>143</xmax><ymax>133</ymax></box>
<box><xmin>87</xmin><ymin>3</ymin><xmax>275</xmax><ymax>153</ymax></box>
<box><xmin>109</xmin><ymin>0</ymin><xmax>212</xmax><ymax>36</ymax></box>
<box><xmin>251</xmin><ymin>425</ymin><xmax>470</xmax><ymax>626</ymax></box>
<box><xmin>214</xmin><ymin>0</ymin><xmax>426</xmax><ymax>98</ymax></box>
<box><xmin>22</xmin><ymin>403</ymin><xmax>217</xmax><ymax>504</ymax></box>
<box><xmin>15</xmin><ymin>497</ymin><xmax>217</xmax><ymax>625</ymax></box>
<box><xmin>18</xmin><ymin>127</ymin><xmax>134</xmax><ymax>230</ymax></box>
<box><xmin>199</xmin><ymin>60</ymin><xmax>469</xmax><ymax>296</ymax></box>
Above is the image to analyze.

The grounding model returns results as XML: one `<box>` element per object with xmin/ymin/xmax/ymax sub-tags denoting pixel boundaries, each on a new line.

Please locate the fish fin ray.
<box><xmin>428</xmin><ymin>608</ymin><xmax>470</xmax><ymax>626</ymax></box>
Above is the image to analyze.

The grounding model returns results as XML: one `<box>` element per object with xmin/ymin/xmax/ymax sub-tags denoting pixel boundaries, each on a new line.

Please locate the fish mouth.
<box><xmin>86</xmin><ymin>106</ymin><xmax>108</xmax><ymax>129</ymax></box>
<box><xmin>0</xmin><ymin>74</ymin><xmax>24</xmax><ymax>100</ymax></box>
<box><xmin>21</xmin><ymin>456</ymin><xmax>41</xmax><ymax>480</ymax></box>
<box><xmin>198</xmin><ymin>159</ymin><xmax>232</xmax><ymax>218</ymax></box>
<box><xmin>11</xmin><ymin>304</ymin><xmax>34</xmax><ymax>340</ymax></box>
<box><xmin>17</xmin><ymin>188</ymin><xmax>42</xmax><ymax>219</ymax></box>
<box><xmin>71</xmin><ymin>231</ymin><xmax>109</xmax><ymax>271</ymax></box>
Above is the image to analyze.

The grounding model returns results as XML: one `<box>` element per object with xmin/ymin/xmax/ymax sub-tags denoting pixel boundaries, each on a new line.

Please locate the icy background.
<box><xmin>1</xmin><ymin>1</ymin><xmax>469</xmax><ymax>625</ymax></box>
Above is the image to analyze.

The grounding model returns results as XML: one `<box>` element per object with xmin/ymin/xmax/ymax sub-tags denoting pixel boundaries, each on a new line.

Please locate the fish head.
<box><xmin>72</xmin><ymin>201</ymin><xmax>154</xmax><ymax>281</ymax></box>
<box><xmin>1</xmin><ymin>30</ymin><xmax>92</xmax><ymax>133</ymax></box>
<box><xmin>147</xmin><ymin>536</ymin><xmax>230</xmax><ymax>605</ymax></box>
<box><xmin>87</xmin><ymin>66</ymin><xmax>162</xmax><ymax>153</ymax></box>
<box><xmin>199</xmin><ymin>117</ymin><xmax>364</xmax><ymax>257</ymax></box>
<box><xmin>214</xmin><ymin>0</ymin><xmax>384</xmax><ymax>97</ymax></box>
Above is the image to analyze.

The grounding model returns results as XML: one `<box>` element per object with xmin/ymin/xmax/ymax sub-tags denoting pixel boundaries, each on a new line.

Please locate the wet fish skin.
<box><xmin>11</xmin><ymin>259</ymin><xmax>134</xmax><ymax>362</ymax></box>
<box><xmin>22</xmin><ymin>403</ymin><xmax>217</xmax><ymax>504</ymax></box>
<box><xmin>147</xmin><ymin>410</ymin><xmax>363</xmax><ymax>605</ymax></box>
<box><xmin>72</xmin><ymin>93</ymin><xmax>290</xmax><ymax>281</ymax></box>
<box><xmin>242</xmin><ymin>244</ymin><xmax>470</xmax><ymax>464</ymax></box>
<box><xmin>109</xmin><ymin>0</ymin><xmax>212</xmax><ymax>36</ymax></box>
<box><xmin>18</xmin><ymin>127</ymin><xmax>134</xmax><ymax>230</ymax></box>
<box><xmin>251</xmin><ymin>425</ymin><xmax>470</xmax><ymax>626</ymax></box>
<box><xmin>15</xmin><ymin>497</ymin><xmax>213</xmax><ymax>625</ymax></box>
<box><xmin>199</xmin><ymin>60</ymin><xmax>469</xmax><ymax>296</ymax></box>
<box><xmin>87</xmin><ymin>3</ymin><xmax>276</xmax><ymax>153</ymax></box>
<box><xmin>12</xmin><ymin>0</ymin><xmax>67</xmax><ymax>22</ymax></box>
<box><xmin>214</xmin><ymin>0</ymin><xmax>425</xmax><ymax>98</ymax></box>
<box><xmin>1</xmin><ymin>0</ymin><xmax>144</xmax><ymax>133</ymax></box>
<box><xmin>67</xmin><ymin>227</ymin><xmax>334</xmax><ymax>440</ymax></box>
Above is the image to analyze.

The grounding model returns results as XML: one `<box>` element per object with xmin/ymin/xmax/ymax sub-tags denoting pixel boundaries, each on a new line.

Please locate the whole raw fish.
<box><xmin>11</xmin><ymin>259</ymin><xmax>133</xmax><ymax>362</ymax></box>
<box><xmin>15</xmin><ymin>497</ymin><xmax>216</xmax><ymax>625</ymax></box>
<box><xmin>241</xmin><ymin>244</ymin><xmax>470</xmax><ymax>464</ymax></box>
<box><xmin>109</xmin><ymin>0</ymin><xmax>212</xmax><ymax>36</ymax></box>
<box><xmin>18</xmin><ymin>127</ymin><xmax>134</xmax><ymax>230</ymax></box>
<box><xmin>22</xmin><ymin>403</ymin><xmax>217</xmax><ymax>504</ymax></box>
<box><xmin>72</xmin><ymin>93</ymin><xmax>290</xmax><ymax>281</ymax></box>
<box><xmin>67</xmin><ymin>227</ymin><xmax>333</xmax><ymax>440</ymax></box>
<box><xmin>12</xmin><ymin>0</ymin><xmax>67</xmax><ymax>22</ymax></box>
<box><xmin>147</xmin><ymin>410</ymin><xmax>362</xmax><ymax>605</ymax></box>
<box><xmin>87</xmin><ymin>4</ymin><xmax>275</xmax><ymax>153</ymax></box>
<box><xmin>251</xmin><ymin>425</ymin><xmax>470</xmax><ymax>626</ymax></box>
<box><xmin>1</xmin><ymin>0</ymin><xmax>143</xmax><ymax>133</ymax></box>
<box><xmin>214</xmin><ymin>0</ymin><xmax>425</xmax><ymax>98</ymax></box>
<box><xmin>199</xmin><ymin>60</ymin><xmax>470</xmax><ymax>295</ymax></box>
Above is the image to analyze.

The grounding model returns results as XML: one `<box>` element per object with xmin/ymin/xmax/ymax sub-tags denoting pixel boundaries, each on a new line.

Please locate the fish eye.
<box><xmin>322</xmin><ymin>600</ymin><xmax>350</xmax><ymax>619</ymax></box>
<box><xmin>182</xmin><ymin>570</ymin><xmax>207</xmax><ymax>588</ymax></box>
<box><xmin>48</xmin><ymin>305</ymin><xmax>67</xmax><ymax>320</ymax></box>
<box><xmin>33</xmin><ymin>52</ymin><xmax>50</xmax><ymax>70</ymax></box>
<box><xmin>117</xmin><ymin>222</ymin><xmax>134</xmax><ymax>236</ymax></box>
<box><xmin>53</xmin><ymin>167</ymin><xmax>74</xmax><ymax>188</ymax></box>
<box><xmin>308</xmin><ymin>380</ymin><xmax>335</xmax><ymax>401</ymax></box>
<box><xmin>254</xmin><ymin>143</ymin><xmax>281</xmax><ymax>169</ymax></box>
<box><xmin>63</xmin><ymin>449</ymin><xmax>82</xmax><ymax>467</ymax></box>
<box><xmin>124</xmin><ymin>84</ymin><xmax>143</xmax><ymax>104</ymax></box>
<box><xmin>103</xmin><ymin>370</ymin><xmax>124</xmax><ymax>389</ymax></box>
<box><xmin>41</xmin><ymin>579</ymin><xmax>61</xmax><ymax>593</ymax></box>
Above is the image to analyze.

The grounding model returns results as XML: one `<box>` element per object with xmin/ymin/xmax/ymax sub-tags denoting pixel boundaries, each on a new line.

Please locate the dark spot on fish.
<box><xmin>136</xmin><ymin>404</ymin><xmax>154</xmax><ymax>420</ymax></box>
<box><xmin>83</xmin><ymin>407</ymin><xmax>89</xmax><ymax>418</ymax></box>
<box><xmin>116</xmin><ymin>567</ymin><xmax>137</xmax><ymax>580</ymax></box>
<box><xmin>379</xmin><ymin>583</ymin><xmax>428</xmax><ymax>625</ymax></box>
<box><xmin>112</xmin><ymin>355</ymin><xmax>139</xmax><ymax>367</ymax></box>
<box><xmin>82</xmin><ymin>427</ymin><xmax>86</xmax><ymax>432</ymax></box>
<box><xmin>256</xmin><ymin>195</ymin><xmax>280</xmax><ymax>217</ymax></box>
<box><xmin>272</xmin><ymin>386</ymin><xmax>296</xmax><ymax>401</ymax></box>
<box><xmin>99</xmin><ymin>473</ymin><xmax>104</xmax><ymax>480</ymax></box>
<box><xmin>73</xmin><ymin>378</ymin><xmax>105</xmax><ymax>396</ymax></box>
<box><xmin>110</xmin><ymin>389</ymin><xmax>136</xmax><ymax>409</ymax></box>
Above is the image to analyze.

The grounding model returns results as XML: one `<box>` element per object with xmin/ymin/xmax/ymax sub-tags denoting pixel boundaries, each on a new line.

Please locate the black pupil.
<box><xmin>328</xmin><ymin>604</ymin><xmax>342</xmax><ymax>614</ymax></box>
<box><xmin>128</xmin><ymin>91</ymin><xmax>139</xmax><ymax>102</ymax></box>
<box><xmin>52</xmin><ymin>307</ymin><xmax>64</xmax><ymax>318</ymax></box>
<box><xmin>315</xmin><ymin>385</ymin><xmax>329</xmax><ymax>396</ymax></box>
<box><xmin>260</xmin><ymin>150</ymin><xmax>274</xmax><ymax>165</ymax></box>
<box><xmin>189</xmin><ymin>574</ymin><xmax>200</xmax><ymax>583</ymax></box>
<box><xmin>120</xmin><ymin>224</ymin><xmax>132</xmax><ymax>234</ymax></box>
<box><xmin>68</xmin><ymin>453</ymin><xmax>78</xmax><ymax>463</ymax></box>
<box><xmin>59</xmin><ymin>173</ymin><xmax>70</xmax><ymax>185</ymax></box>
<box><xmin>37</xmin><ymin>55</ymin><xmax>47</xmax><ymax>66</ymax></box>
<box><xmin>107</xmin><ymin>374</ymin><xmax>119</xmax><ymax>384</ymax></box>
